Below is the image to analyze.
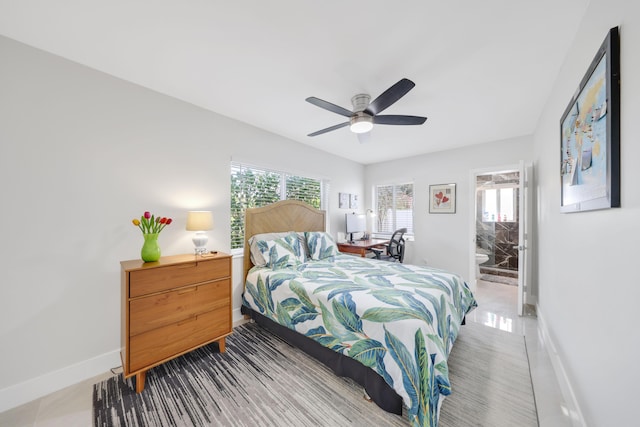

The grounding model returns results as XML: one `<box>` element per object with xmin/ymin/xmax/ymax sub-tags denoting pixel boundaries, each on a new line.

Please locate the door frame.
<box><xmin>468</xmin><ymin>163</ymin><xmax>528</xmax><ymax>314</ymax></box>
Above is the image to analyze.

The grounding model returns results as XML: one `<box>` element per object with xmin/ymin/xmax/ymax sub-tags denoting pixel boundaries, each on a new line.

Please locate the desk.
<box><xmin>337</xmin><ymin>239</ymin><xmax>389</xmax><ymax>257</ymax></box>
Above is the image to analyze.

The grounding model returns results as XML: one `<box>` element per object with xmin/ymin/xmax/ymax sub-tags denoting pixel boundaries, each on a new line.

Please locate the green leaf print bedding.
<box><xmin>242</xmin><ymin>254</ymin><xmax>477</xmax><ymax>427</ymax></box>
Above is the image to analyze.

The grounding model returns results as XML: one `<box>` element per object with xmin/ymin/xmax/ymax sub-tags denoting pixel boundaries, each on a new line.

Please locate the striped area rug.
<box><xmin>93</xmin><ymin>321</ymin><xmax>537</xmax><ymax>426</ymax></box>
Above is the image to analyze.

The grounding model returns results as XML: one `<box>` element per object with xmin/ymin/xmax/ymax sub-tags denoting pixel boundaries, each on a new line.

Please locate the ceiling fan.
<box><xmin>306</xmin><ymin>78</ymin><xmax>427</xmax><ymax>142</ymax></box>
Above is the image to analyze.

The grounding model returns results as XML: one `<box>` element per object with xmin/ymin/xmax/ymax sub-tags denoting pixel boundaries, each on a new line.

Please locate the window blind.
<box><xmin>230</xmin><ymin>162</ymin><xmax>325</xmax><ymax>249</ymax></box>
<box><xmin>374</xmin><ymin>183</ymin><xmax>414</xmax><ymax>235</ymax></box>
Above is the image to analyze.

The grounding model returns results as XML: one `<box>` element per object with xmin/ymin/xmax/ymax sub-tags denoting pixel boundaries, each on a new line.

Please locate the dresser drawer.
<box><xmin>129</xmin><ymin>307</ymin><xmax>231</xmax><ymax>372</ymax></box>
<box><xmin>129</xmin><ymin>258</ymin><xmax>230</xmax><ymax>298</ymax></box>
<box><xmin>129</xmin><ymin>279</ymin><xmax>230</xmax><ymax>337</ymax></box>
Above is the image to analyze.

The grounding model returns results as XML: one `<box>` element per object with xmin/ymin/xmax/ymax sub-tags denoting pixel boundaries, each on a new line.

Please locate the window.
<box><xmin>230</xmin><ymin>162</ymin><xmax>325</xmax><ymax>250</ymax></box>
<box><xmin>480</xmin><ymin>187</ymin><xmax>517</xmax><ymax>222</ymax></box>
<box><xmin>374</xmin><ymin>183</ymin><xmax>413</xmax><ymax>235</ymax></box>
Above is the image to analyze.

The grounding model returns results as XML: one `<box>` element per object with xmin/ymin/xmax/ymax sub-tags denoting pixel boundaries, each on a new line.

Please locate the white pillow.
<box><xmin>304</xmin><ymin>231</ymin><xmax>338</xmax><ymax>261</ymax></box>
<box><xmin>256</xmin><ymin>232</ymin><xmax>305</xmax><ymax>269</ymax></box>
<box><xmin>249</xmin><ymin>232</ymin><xmax>291</xmax><ymax>267</ymax></box>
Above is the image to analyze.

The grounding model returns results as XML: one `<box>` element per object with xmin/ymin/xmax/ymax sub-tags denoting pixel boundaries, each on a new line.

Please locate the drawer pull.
<box><xmin>177</xmin><ymin>263</ymin><xmax>197</xmax><ymax>269</ymax></box>
<box><xmin>177</xmin><ymin>316</ymin><xmax>197</xmax><ymax>326</ymax></box>
<box><xmin>177</xmin><ymin>286</ymin><xmax>198</xmax><ymax>295</ymax></box>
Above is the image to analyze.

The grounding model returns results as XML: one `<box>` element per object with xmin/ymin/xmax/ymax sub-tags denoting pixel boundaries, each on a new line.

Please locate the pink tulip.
<box><xmin>132</xmin><ymin>211</ymin><xmax>172</xmax><ymax>235</ymax></box>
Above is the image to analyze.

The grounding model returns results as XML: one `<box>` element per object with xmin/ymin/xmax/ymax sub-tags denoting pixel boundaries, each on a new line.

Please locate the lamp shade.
<box><xmin>186</xmin><ymin>211</ymin><xmax>214</xmax><ymax>231</ymax></box>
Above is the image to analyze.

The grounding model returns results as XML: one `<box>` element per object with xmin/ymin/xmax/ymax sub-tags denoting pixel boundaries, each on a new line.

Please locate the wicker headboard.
<box><xmin>242</xmin><ymin>200</ymin><xmax>326</xmax><ymax>280</ymax></box>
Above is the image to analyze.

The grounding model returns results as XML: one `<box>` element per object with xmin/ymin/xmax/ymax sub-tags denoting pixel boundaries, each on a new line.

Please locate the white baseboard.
<box><xmin>526</xmin><ymin>293</ymin><xmax>538</xmax><ymax>306</ymax></box>
<box><xmin>0</xmin><ymin>349</ymin><xmax>121</xmax><ymax>413</ymax></box>
<box><xmin>536</xmin><ymin>305</ymin><xmax>586</xmax><ymax>427</ymax></box>
<box><xmin>1</xmin><ymin>308</ymin><xmax>251</xmax><ymax>414</ymax></box>
<box><xmin>232</xmin><ymin>307</ymin><xmax>244</xmax><ymax>323</ymax></box>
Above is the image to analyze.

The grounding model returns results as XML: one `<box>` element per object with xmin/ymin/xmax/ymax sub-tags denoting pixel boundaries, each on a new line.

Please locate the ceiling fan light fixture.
<box><xmin>350</xmin><ymin>114</ymin><xmax>373</xmax><ymax>134</ymax></box>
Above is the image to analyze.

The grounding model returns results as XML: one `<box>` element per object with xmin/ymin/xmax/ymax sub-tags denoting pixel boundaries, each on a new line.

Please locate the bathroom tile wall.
<box><xmin>494</xmin><ymin>221</ymin><xmax>518</xmax><ymax>270</ymax></box>
<box><xmin>476</xmin><ymin>220</ymin><xmax>519</xmax><ymax>271</ymax></box>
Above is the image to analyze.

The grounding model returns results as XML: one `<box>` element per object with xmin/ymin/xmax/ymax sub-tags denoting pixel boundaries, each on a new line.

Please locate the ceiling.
<box><xmin>0</xmin><ymin>0</ymin><xmax>589</xmax><ymax>165</ymax></box>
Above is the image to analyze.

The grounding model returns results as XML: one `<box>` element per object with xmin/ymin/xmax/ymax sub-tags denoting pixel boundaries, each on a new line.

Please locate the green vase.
<box><xmin>141</xmin><ymin>233</ymin><xmax>161</xmax><ymax>262</ymax></box>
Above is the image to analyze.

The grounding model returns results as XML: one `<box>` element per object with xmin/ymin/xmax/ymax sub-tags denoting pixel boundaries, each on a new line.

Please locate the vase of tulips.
<box><xmin>132</xmin><ymin>211</ymin><xmax>172</xmax><ymax>262</ymax></box>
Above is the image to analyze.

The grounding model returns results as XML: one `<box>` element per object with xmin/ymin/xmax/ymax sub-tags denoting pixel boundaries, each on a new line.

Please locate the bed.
<box><xmin>240</xmin><ymin>200</ymin><xmax>477</xmax><ymax>427</ymax></box>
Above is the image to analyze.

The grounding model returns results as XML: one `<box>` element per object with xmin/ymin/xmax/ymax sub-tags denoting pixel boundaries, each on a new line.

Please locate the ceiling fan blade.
<box><xmin>357</xmin><ymin>132</ymin><xmax>371</xmax><ymax>144</ymax></box>
<box><xmin>307</xmin><ymin>121</ymin><xmax>349</xmax><ymax>137</ymax></box>
<box><xmin>365</xmin><ymin>78</ymin><xmax>416</xmax><ymax>116</ymax></box>
<box><xmin>373</xmin><ymin>115</ymin><xmax>427</xmax><ymax>125</ymax></box>
<box><xmin>306</xmin><ymin>97</ymin><xmax>353</xmax><ymax>117</ymax></box>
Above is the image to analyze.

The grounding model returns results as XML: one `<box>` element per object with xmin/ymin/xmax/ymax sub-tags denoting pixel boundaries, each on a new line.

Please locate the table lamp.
<box><xmin>365</xmin><ymin>209</ymin><xmax>376</xmax><ymax>240</ymax></box>
<box><xmin>186</xmin><ymin>211</ymin><xmax>214</xmax><ymax>255</ymax></box>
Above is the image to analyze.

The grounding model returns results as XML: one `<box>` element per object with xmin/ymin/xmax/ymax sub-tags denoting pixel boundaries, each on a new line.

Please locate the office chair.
<box><xmin>371</xmin><ymin>228</ymin><xmax>407</xmax><ymax>263</ymax></box>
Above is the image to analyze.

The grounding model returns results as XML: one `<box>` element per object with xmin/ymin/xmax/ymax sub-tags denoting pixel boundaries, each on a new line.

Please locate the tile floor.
<box><xmin>0</xmin><ymin>280</ymin><xmax>572</xmax><ymax>426</ymax></box>
<box><xmin>468</xmin><ymin>280</ymin><xmax>573</xmax><ymax>426</ymax></box>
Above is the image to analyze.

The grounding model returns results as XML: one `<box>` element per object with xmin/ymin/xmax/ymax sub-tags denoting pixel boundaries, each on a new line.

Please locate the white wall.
<box><xmin>533</xmin><ymin>1</ymin><xmax>640</xmax><ymax>425</ymax></box>
<box><xmin>0</xmin><ymin>36</ymin><xmax>363</xmax><ymax>411</ymax></box>
<box><xmin>364</xmin><ymin>136</ymin><xmax>532</xmax><ymax>286</ymax></box>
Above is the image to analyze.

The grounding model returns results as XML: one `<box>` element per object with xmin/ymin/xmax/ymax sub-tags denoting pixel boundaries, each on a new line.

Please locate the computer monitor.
<box><xmin>345</xmin><ymin>213</ymin><xmax>366</xmax><ymax>243</ymax></box>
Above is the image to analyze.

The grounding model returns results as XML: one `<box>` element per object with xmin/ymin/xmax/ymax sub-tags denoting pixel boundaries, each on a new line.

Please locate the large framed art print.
<box><xmin>560</xmin><ymin>27</ymin><xmax>620</xmax><ymax>213</ymax></box>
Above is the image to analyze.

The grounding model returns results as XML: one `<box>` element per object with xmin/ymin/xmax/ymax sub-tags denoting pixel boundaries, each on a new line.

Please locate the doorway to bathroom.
<box><xmin>476</xmin><ymin>171</ymin><xmax>520</xmax><ymax>286</ymax></box>
<box><xmin>469</xmin><ymin>162</ymin><xmax>532</xmax><ymax>316</ymax></box>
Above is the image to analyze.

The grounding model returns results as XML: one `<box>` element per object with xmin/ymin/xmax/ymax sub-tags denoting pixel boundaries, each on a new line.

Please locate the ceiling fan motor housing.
<box><xmin>349</xmin><ymin>94</ymin><xmax>373</xmax><ymax>133</ymax></box>
<box><xmin>351</xmin><ymin>93</ymin><xmax>371</xmax><ymax>112</ymax></box>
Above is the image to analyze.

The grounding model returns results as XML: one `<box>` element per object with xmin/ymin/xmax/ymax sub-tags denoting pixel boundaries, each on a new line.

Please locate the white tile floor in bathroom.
<box><xmin>0</xmin><ymin>280</ymin><xmax>573</xmax><ymax>427</ymax></box>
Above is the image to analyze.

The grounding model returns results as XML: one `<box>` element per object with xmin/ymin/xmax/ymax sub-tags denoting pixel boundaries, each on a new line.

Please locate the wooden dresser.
<box><xmin>120</xmin><ymin>253</ymin><xmax>232</xmax><ymax>392</ymax></box>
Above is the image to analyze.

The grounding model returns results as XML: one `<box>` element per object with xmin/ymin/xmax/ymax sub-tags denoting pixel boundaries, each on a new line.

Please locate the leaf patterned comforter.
<box><xmin>242</xmin><ymin>254</ymin><xmax>477</xmax><ymax>427</ymax></box>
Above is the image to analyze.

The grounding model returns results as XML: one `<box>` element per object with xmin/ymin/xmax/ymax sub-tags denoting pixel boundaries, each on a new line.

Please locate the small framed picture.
<box><xmin>350</xmin><ymin>194</ymin><xmax>359</xmax><ymax>209</ymax></box>
<box><xmin>339</xmin><ymin>192</ymin><xmax>349</xmax><ymax>209</ymax></box>
<box><xmin>429</xmin><ymin>184</ymin><xmax>456</xmax><ymax>214</ymax></box>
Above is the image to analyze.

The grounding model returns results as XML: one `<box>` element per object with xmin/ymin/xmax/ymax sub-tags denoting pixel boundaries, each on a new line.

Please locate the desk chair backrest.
<box><xmin>387</xmin><ymin>228</ymin><xmax>407</xmax><ymax>263</ymax></box>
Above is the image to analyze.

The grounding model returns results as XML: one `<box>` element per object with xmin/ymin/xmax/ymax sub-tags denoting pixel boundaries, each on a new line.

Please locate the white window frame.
<box><xmin>372</xmin><ymin>182</ymin><xmax>414</xmax><ymax>237</ymax></box>
<box><xmin>230</xmin><ymin>162</ymin><xmax>329</xmax><ymax>252</ymax></box>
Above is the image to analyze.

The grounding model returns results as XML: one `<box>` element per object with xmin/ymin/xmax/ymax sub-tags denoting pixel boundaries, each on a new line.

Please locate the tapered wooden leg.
<box><xmin>135</xmin><ymin>371</ymin><xmax>146</xmax><ymax>393</ymax></box>
<box><xmin>218</xmin><ymin>337</ymin><xmax>226</xmax><ymax>352</ymax></box>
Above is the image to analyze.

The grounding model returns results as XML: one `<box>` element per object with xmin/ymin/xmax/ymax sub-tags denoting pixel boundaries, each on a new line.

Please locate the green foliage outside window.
<box><xmin>286</xmin><ymin>176</ymin><xmax>321</xmax><ymax>208</ymax></box>
<box><xmin>231</xmin><ymin>163</ymin><xmax>322</xmax><ymax>249</ymax></box>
